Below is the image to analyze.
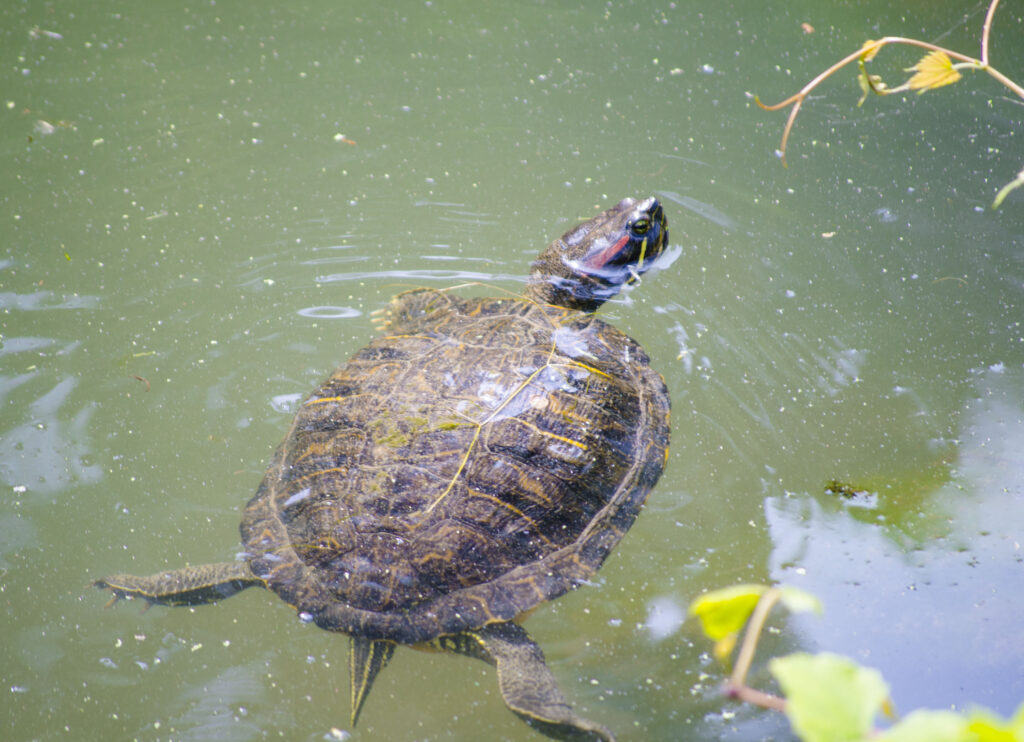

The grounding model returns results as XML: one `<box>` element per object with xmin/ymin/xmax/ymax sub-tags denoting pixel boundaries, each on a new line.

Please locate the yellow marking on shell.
<box><xmin>512</xmin><ymin>467</ymin><xmax>555</xmax><ymax>508</ymax></box>
<box><xmin>467</xmin><ymin>490</ymin><xmax>554</xmax><ymax>548</ymax></box>
<box><xmin>513</xmin><ymin>414</ymin><xmax>589</xmax><ymax>452</ymax></box>
<box><xmin>541</xmin><ymin>430</ymin><xmax>588</xmax><ymax>450</ymax></box>
<box><xmin>420</xmin><ymin>317</ymin><xmax>608</xmax><ymax>517</ymax></box>
<box><xmin>424</xmin><ymin>359</ymin><xmax>554</xmax><ymax>515</ymax></box>
<box><xmin>288</xmin><ymin>466</ymin><xmax>350</xmax><ymax>486</ymax></box>
<box><xmin>381</xmin><ymin>333</ymin><xmax>436</xmax><ymax>341</ymax></box>
<box><xmin>291</xmin><ymin>438</ymin><xmax>355</xmax><ymax>466</ymax></box>
<box><xmin>563</xmin><ymin>359</ymin><xmax>612</xmax><ymax>379</ymax></box>
<box><xmin>542</xmin><ymin>395</ymin><xmax>591</xmax><ymax>425</ymax></box>
<box><xmin>423</xmin><ymin>424</ymin><xmax>483</xmax><ymax>514</ymax></box>
<box><xmin>304</xmin><ymin>394</ymin><xmax>355</xmax><ymax>407</ymax></box>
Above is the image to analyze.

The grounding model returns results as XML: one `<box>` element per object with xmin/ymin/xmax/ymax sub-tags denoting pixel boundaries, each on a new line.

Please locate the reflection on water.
<box><xmin>163</xmin><ymin>660</ymin><xmax>273</xmax><ymax>742</ymax></box>
<box><xmin>2</xmin><ymin>0</ymin><xmax>1022</xmax><ymax>740</ymax></box>
<box><xmin>657</xmin><ymin>190</ymin><xmax>738</xmax><ymax>232</ymax></box>
<box><xmin>2</xmin><ymin>375</ymin><xmax>103</xmax><ymax>494</ymax></box>
<box><xmin>767</xmin><ymin>367</ymin><xmax>1024</xmax><ymax>715</ymax></box>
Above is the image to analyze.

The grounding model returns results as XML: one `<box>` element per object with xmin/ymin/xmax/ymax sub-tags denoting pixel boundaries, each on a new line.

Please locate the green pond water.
<box><xmin>2</xmin><ymin>1</ymin><xmax>1023</xmax><ymax>740</ymax></box>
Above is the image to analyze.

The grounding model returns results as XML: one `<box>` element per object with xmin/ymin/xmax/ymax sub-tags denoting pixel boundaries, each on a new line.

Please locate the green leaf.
<box><xmin>877</xmin><ymin>710</ymin><xmax>972</xmax><ymax>742</ymax></box>
<box><xmin>770</xmin><ymin>652</ymin><xmax>889</xmax><ymax>742</ymax></box>
<box><xmin>688</xmin><ymin>584</ymin><xmax>767</xmax><ymax>641</ymax></box>
<box><xmin>967</xmin><ymin>700</ymin><xmax>1024</xmax><ymax>741</ymax></box>
<box><xmin>904</xmin><ymin>50</ymin><xmax>962</xmax><ymax>93</ymax></box>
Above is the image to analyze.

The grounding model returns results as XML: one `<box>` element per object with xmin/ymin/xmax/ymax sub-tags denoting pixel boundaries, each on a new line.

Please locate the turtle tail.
<box><xmin>349</xmin><ymin>637</ymin><xmax>396</xmax><ymax>727</ymax></box>
<box><xmin>93</xmin><ymin>561</ymin><xmax>264</xmax><ymax>607</ymax></box>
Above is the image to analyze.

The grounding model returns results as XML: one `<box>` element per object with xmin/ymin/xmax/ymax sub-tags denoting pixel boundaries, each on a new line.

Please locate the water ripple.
<box><xmin>295</xmin><ymin>306</ymin><xmax>362</xmax><ymax>319</ymax></box>
<box><xmin>316</xmin><ymin>268</ymin><xmax>521</xmax><ymax>285</ymax></box>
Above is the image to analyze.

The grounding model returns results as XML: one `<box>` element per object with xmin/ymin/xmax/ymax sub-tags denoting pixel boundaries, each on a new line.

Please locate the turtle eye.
<box><xmin>631</xmin><ymin>218</ymin><xmax>650</xmax><ymax>236</ymax></box>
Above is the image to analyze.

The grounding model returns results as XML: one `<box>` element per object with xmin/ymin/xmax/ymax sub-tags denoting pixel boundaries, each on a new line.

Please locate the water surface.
<box><xmin>2</xmin><ymin>2</ymin><xmax>1022</xmax><ymax>740</ymax></box>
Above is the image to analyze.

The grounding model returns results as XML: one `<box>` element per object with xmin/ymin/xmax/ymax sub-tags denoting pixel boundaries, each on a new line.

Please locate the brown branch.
<box><xmin>755</xmin><ymin>45</ymin><xmax>872</xmax><ymax>111</ymax></box>
<box><xmin>724</xmin><ymin>682</ymin><xmax>787</xmax><ymax>712</ymax></box>
<box><xmin>754</xmin><ymin>2</ymin><xmax>1024</xmax><ymax>164</ymax></box>
<box><xmin>719</xmin><ymin>588</ymin><xmax>789</xmax><ymax>713</ymax></box>
<box><xmin>981</xmin><ymin>0</ymin><xmax>1000</xmax><ymax>66</ymax></box>
<box><xmin>730</xmin><ymin>588</ymin><xmax>782</xmax><ymax>689</ymax></box>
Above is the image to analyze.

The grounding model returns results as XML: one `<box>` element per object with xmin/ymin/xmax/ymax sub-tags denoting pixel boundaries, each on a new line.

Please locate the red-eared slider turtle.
<box><xmin>95</xmin><ymin>197</ymin><xmax>671</xmax><ymax>741</ymax></box>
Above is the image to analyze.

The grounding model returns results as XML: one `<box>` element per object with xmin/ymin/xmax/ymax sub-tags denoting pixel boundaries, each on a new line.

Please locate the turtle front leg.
<box><xmin>439</xmin><ymin>622</ymin><xmax>616</xmax><ymax>742</ymax></box>
<box><xmin>94</xmin><ymin>561</ymin><xmax>264</xmax><ymax>607</ymax></box>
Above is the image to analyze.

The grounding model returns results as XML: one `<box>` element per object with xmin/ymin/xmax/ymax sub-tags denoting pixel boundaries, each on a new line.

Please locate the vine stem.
<box><xmin>722</xmin><ymin>587</ymin><xmax>787</xmax><ymax>712</ymax></box>
<box><xmin>981</xmin><ymin>0</ymin><xmax>1000</xmax><ymax>66</ymax></box>
<box><xmin>754</xmin><ymin>0</ymin><xmax>1024</xmax><ymax>165</ymax></box>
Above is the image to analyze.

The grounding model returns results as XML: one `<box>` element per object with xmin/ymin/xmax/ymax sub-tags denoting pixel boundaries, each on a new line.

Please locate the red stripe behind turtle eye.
<box><xmin>582</xmin><ymin>233</ymin><xmax>631</xmax><ymax>271</ymax></box>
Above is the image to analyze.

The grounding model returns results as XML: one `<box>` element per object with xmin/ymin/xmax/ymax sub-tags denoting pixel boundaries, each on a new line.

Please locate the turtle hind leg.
<box><xmin>445</xmin><ymin>622</ymin><xmax>616</xmax><ymax>742</ymax></box>
<box><xmin>349</xmin><ymin>637</ymin><xmax>395</xmax><ymax>727</ymax></box>
<box><xmin>93</xmin><ymin>561</ymin><xmax>263</xmax><ymax>607</ymax></box>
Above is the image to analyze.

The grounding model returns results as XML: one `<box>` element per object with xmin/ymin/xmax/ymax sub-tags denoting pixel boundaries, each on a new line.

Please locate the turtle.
<box><xmin>94</xmin><ymin>196</ymin><xmax>671</xmax><ymax>741</ymax></box>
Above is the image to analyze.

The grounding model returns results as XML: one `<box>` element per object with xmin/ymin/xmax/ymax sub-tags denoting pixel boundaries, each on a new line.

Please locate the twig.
<box><xmin>754</xmin><ymin>0</ymin><xmax>1024</xmax><ymax>169</ymax></box>
<box><xmin>722</xmin><ymin>587</ymin><xmax>787</xmax><ymax>712</ymax></box>
<box><xmin>981</xmin><ymin>0</ymin><xmax>1000</xmax><ymax>66</ymax></box>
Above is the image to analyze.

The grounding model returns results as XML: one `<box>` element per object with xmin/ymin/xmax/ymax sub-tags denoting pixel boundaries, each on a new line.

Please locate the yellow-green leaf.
<box><xmin>860</xmin><ymin>39</ymin><xmax>884</xmax><ymax>63</ymax></box>
<box><xmin>771</xmin><ymin>652</ymin><xmax>890</xmax><ymax>742</ymax></box>
<box><xmin>857</xmin><ymin>59</ymin><xmax>891</xmax><ymax>106</ymax></box>
<box><xmin>778</xmin><ymin>585</ymin><xmax>824</xmax><ymax>616</ymax></box>
<box><xmin>967</xmin><ymin>700</ymin><xmax>1024</xmax><ymax>741</ymax></box>
<box><xmin>876</xmin><ymin>710</ymin><xmax>972</xmax><ymax>742</ymax></box>
<box><xmin>905</xmin><ymin>50</ymin><xmax>962</xmax><ymax>93</ymax></box>
<box><xmin>688</xmin><ymin>584</ymin><xmax>767</xmax><ymax>641</ymax></box>
<box><xmin>713</xmin><ymin>632</ymin><xmax>738</xmax><ymax>663</ymax></box>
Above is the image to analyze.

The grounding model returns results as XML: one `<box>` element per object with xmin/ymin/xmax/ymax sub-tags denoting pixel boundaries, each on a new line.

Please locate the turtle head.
<box><xmin>525</xmin><ymin>196</ymin><xmax>668</xmax><ymax>312</ymax></box>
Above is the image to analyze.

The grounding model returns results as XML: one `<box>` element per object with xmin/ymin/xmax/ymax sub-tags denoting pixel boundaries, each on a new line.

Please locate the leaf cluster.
<box><xmin>689</xmin><ymin>584</ymin><xmax>1024</xmax><ymax>742</ymax></box>
<box><xmin>753</xmin><ymin>0</ymin><xmax>1023</xmax><ymax>207</ymax></box>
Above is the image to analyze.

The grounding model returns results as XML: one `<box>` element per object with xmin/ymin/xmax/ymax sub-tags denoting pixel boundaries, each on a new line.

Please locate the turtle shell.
<box><xmin>242</xmin><ymin>247</ymin><xmax>670</xmax><ymax>648</ymax></box>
